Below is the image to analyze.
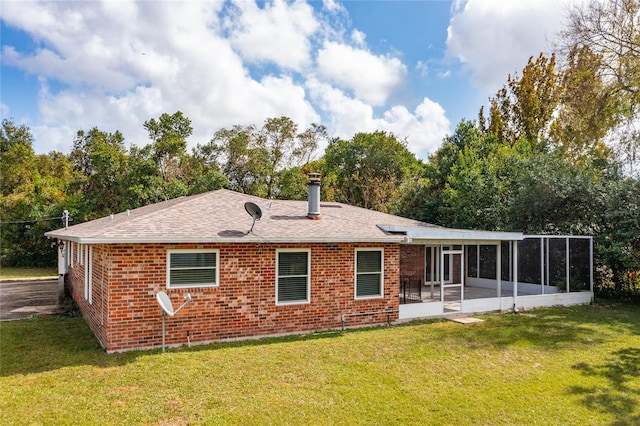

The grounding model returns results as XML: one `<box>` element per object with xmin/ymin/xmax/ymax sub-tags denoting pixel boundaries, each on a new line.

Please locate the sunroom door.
<box><xmin>441</xmin><ymin>247</ymin><xmax>464</xmax><ymax>312</ymax></box>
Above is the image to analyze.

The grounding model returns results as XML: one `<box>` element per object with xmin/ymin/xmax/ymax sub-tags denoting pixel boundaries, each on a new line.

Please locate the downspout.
<box><xmin>101</xmin><ymin>248</ymin><xmax>105</xmax><ymax>327</ymax></box>
<box><xmin>589</xmin><ymin>237</ymin><xmax>594</xmax><ymax>295</ymax></box>
<box><xmin>540</xmin><ymin>237</ymin><xmax>545</xmax><ymax>295</ymax></box>
<box><xmin>496</xmin><ymin>242</ymin><xmax>501</xmax><ymax>299</ymax></box>
<box><xmin>565</xmin><ymin>237</ymin><xmax>570</xmax><ymax>293</ymax></box>
<box><xmin>513</xmin><ymin>240</ymin><xmax>519</xmax><ymax>313</ymax></box>
<box><xmin>439</xmin><ymin>245</ymin><xmax>444</xmax><ymax>304</ymax></box>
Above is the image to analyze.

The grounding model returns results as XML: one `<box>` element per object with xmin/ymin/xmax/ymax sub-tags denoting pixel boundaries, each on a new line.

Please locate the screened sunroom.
<box><xmin>385</xmin><ymin>225</ymin><xmax>594</xmax><ymax>320</ymax></box>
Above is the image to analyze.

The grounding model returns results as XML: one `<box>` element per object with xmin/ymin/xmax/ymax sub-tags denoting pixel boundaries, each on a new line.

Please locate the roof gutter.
<box><xmin>377</xmin><ymin>225</ymin><xmax>524</xmax><ymax>241</ymax></box>
<box><xmin>43</xmin><ymin>235</ymin><xmax>411</xmax><ymax>245</ymax></box>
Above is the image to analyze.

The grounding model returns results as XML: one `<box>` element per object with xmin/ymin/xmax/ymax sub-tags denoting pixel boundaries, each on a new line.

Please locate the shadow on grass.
<box><xmin>0</xmin><ymin>314</ymin><xmax>346</xmax><ymax>377</ymax></box>
<box><xmin>2</xmin><ymin>303</ymin><xmax>638</xmax><ymax>378</ymax></box>
<box><xmin>568</xmin><ymin>347</ymin><xmax>640</xmax><ymax>426</ymax></box>
<box><xmin>431</xmin><ymin>302</ymin><xmax>640</xmax><ymax>351</ymax></box>
<box><xmin>0</xmin><ymin>315</ymin><xmax>133</xmax><ymax>376</ymax></box>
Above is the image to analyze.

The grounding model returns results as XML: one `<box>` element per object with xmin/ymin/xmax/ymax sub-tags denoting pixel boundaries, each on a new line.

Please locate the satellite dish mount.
<box><xmin>156</xmin><ymin>291</ymin><xmax>192</xmax><ymax>353</ymax></box>
<box><xmin>244</xmin><ymin>202</ymin><xmax>263</xmax><ymax>235</ymax></box>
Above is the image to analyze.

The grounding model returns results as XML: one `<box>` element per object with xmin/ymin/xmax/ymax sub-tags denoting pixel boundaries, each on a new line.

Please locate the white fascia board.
<box><xmin>47</xmin><ymin>236</ymin><xmax>407</xmax><ymax>245</ymax></box>
<box><xmin>406</xmin><ymin>239</ymin><xmax>505</xmax><ymax>246</ymax></box>
<box><xmin>524</xmin><ymin>234</ymin><xmax>592</xmax><ymax>239</ymax></box>
<box><xmin>378</xmin><ymin>225</ymin><xmax>524</xmax><ymax>241</ymax></box>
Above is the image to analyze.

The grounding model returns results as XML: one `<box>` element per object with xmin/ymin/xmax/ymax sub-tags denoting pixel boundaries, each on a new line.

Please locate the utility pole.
<box><xmin>62</xmin><ymin>210</ymin><xmax>70</xmax><ymax>229</ymax></box>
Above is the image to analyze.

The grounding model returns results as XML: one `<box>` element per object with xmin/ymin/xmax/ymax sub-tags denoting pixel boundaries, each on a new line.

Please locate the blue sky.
<box><xmin>0</xmin><ymin>0</ymin><xmax>571</xmax><ymax>159</ymax></box>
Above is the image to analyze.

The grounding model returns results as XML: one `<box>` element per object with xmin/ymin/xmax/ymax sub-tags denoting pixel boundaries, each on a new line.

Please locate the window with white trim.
<box><xmin>355</xmin><ymin>248</ymin><xmax>383</xmax><ymax>298</ymax></box>
<box><xmin>276</xmin><ymin>249</ymin><xmax>310</xmax><ymax>305</ymax></box>
<box><xmin>167</xmin><ymin>249</ymin><xmax>219</xmax><ymax>288</ymax></box>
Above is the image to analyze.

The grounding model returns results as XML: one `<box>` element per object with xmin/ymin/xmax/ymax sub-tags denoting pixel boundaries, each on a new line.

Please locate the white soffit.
<box><xmin>378</xmin><ymin>225</ymin><xmax>524</xmax><ymax>242</ymax></box>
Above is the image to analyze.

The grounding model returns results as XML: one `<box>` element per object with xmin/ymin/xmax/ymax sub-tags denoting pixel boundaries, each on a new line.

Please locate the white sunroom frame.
<box><xmin>379</xmin><ymin>226</ymin><xmax>594</xmax><ymax>320</ymax></box>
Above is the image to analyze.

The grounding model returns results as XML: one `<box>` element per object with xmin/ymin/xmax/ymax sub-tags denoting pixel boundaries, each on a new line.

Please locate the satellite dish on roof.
<box><xmin>156</xmin><ymin>291</ymin><xmax>192</xmax><ymax>353</ymax></box>
<box><xmin>244</xmin><ymin>202</ymin><xmax>262</xmax><ymax>234</ymax></box>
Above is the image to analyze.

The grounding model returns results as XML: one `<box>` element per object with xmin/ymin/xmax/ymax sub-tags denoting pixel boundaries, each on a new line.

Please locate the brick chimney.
<box><xmin>307</xmin><ymin>173</ymin><xmax>321</xmax><ymax>220</ymax></box>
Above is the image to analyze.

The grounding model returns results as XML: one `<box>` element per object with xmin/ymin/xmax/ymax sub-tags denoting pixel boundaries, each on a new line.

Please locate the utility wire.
<box><xmin>0</xmin><ymin>216</ymin><xmax>65</xmax><ymax>225</ymax></box>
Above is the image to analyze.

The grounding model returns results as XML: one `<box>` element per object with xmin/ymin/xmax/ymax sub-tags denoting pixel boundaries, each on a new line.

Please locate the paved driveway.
<box><xmin>0</xmin><ymin>279</ymin><xmax>62</xmax><ymax>321</ymax></box>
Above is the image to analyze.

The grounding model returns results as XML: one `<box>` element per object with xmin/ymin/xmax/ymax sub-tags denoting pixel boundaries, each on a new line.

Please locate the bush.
<box><xmin>595</xmin><ymin>263</ymin><xmax>640</xmax><ymax>303</ymax></box>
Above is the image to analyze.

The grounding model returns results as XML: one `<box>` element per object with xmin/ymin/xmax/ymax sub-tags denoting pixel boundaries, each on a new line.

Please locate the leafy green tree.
<box><xmin>206</xmin><ymin>117</ymin><xmax>323</xmax><ymax>198</ymax></box>
<box><xmin>505</xmin><ymin>149</ymin><xmax>602</xmax><ymax>234</ymax></box>
<box><xmin>560</xmin><ymin>0</ymin><xmax>640</xmax><ymax>173</ymax></box>
<box><xmin>561</xmin><ymin>0</ymin><xmax>640</xmax><ymax>104</ymax></box>
<box><xmin>183</xmin><ymin>143</ymin><xmax>229</xmax><ymax>194</ymax></box>
<box><xmin>0</xmin><ymin>118</ymin><xmax>34</xmax><ymax>158</ymax></box>
<box><xmin>143</xmin><ymin>111</ymin><xmax>193</xmax><ymax>182</ymax></box>
<box><xmin>592</xmin><ymin>170</ymin><xmax>640</xmax><ymax>300</ymax></box>
<box><xmin>294</xmin><ymin>123</ymin><xmax>327</xmax><ymax>166</ymax></box>
<box><xmin>323</xmin><ymin>131</ymin><xmax>422</xmax><ymax>212</ymax></box>
<box><xmin>124</xmin><ymin>111</ymin><xmax>194</xmax><ymax>206</ymax></box>
<box><xmin>207</xmin><ymin>124</ymin><xmax>269</xmax><ymax>196</ymax></box>
<box><xmin>442</xmin><ymin>140</ymin><xmax>504</xmax><ymax>230</ymax></box>
<box><xmin>123</xmin><ymin>144</ymin><xmax>180</xmax><ymax>208</ymax></box>
<box><xmin>483</xmin><ymin>54</ymin><xmax>559</xmax><ymax>147</ymax></box>
<box><xmin>258</xmin><ymin>117</ymin><xmax>325</xmax><ymax>198</ymax></box>
<box><xmin>0</xmin><ymin>120</ymin><xmax>75</xmax><ymax>266</ymax></box>
<box><xmin>550</xmin><ymin>45</ymin><xmax>616</xmax><ymax>162</ymax></box>
<box><xmin>69</xmin><ymin>127</ymin><xmax>128</xmax><ymax>219</ymax></box>
<box><xmin>395</xmin><ymin>120</ymin><xmax>480</xmax><ymax>224</ymax></box>
<box><xmin>273</xmin><ymin>167</ymin><xmax>309</xmax><ymax>201</ymax></box>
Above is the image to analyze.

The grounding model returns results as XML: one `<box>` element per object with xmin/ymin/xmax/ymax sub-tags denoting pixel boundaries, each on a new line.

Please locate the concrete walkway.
<box><xmin>0</xmin><ymin>279</ymin><xmax>63</xmax><ymax>321</ymax></box>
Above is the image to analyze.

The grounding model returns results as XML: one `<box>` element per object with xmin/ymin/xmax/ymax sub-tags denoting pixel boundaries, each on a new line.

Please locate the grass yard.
<box><xmin>0</xmin><ymin>267</ymin><xmax>57</xmax><ymax>280</ymax></box>
<box><xmin>1</xmin><ymin>304</ymin><xmax>639</xmax><ymax>425</ymax></box>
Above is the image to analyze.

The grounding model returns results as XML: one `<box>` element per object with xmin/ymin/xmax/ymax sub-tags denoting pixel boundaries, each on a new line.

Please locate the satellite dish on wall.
<box><xmin>156</xmin><ymin>291</ymin><xmax>192</xmax><ymax>352</ymax></box>
<box><xmin>157</xmin><ymin>291</ymin><xmax>175</xmax><ymax>316</ymax></box>
<box><xmin>244</xmin><ymin>202</ymin><xmax>262</xmax><ymax>234</ymax></box>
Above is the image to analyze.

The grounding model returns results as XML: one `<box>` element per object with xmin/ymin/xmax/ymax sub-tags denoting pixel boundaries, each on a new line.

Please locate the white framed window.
<box><xmin>167</xmin><ymin>249</ymin><xmax>219</xmax><ymax>288</ymax></box>
<box><xmin>355</xmin><ymin>248</ymin><xmax>384</xmax><ymax>299</ymax></box>
<box><xmin>276</xmin><ymin>249</ymin><xmax>310</xmax><ymax>305</ymax></box>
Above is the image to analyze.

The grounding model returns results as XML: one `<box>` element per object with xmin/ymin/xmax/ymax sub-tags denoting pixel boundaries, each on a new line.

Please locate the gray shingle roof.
<box><xmin>45</xmin><ymin>189</ymin><xmax>439</xmax><ymax>244</ymax></box>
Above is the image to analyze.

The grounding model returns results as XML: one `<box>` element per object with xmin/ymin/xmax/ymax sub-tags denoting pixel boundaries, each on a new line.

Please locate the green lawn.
<box><xmin>1</xmin><ymin>304</ymin><xmax>639</xmax><ymax>425</ymax></box>
<box><xmin>0</xmin><ymin>267</ymin><xmax>57</xmax><ymax>280</ymax></box>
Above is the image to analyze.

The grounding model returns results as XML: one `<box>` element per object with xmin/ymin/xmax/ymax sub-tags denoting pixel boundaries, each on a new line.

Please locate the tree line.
<box><xmin>1</xmin><ymin>0</ymin><xmax>638</xmax><ymax>300</ymax></box>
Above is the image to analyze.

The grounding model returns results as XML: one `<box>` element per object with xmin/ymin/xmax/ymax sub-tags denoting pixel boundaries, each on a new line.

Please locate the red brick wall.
<box><xmin>66</xmin><ymin>242</ymin><xmax>400</xmax><ymax>352</ymax></box>
<box><xmin>67</xmin><ymin>243</ymin><xmax>110</xmax><ymax>348</ymax></box>
<box><xmin>400</xmin><ymin>245</ymin><xmax>425</xmax><ymax>284</ymax></box>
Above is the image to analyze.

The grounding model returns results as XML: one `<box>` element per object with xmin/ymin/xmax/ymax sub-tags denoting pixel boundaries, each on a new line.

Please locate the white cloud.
<box><xmin>31</xmin><ymin>124</ymin><xmax>77</xmax><ymax>155</ymax></box>
<box><xmin>307</xmin><ymin>79</ymin><xmax>449</xmax><ymax>158</ymax></box>
<box><xmin>307</xmin><ymin>78</ymin><xmax>376</xmax><ymax>136</ymax></box>
<box><xmin>415</xmin><ymin>60</ymin><xmax>429</xmax><ymax>77</ymax></box>
<box><xmin>446</xmin><ymin>0</ymin><xmax>569</xmax><ymax>95</ymax></box>
<box><xmin>2</xmin><ymin>0</ymin><xmax>445</xmax><ymax>158</ymax></box>
<box><xmin>1</xmin><ymin>1</ymin><xmax>319</xmax><ymax>153</ymax></box>
<box><xmin>34</xmin><ymin>79</ymin><xmax>163</xmax><ymax>152</ymax></box>
<box><xmin>378</xmin><ymin>99</ymin><xmax>451</xmax><ymax>158</ymax></box>
<box><xmin>316</xmin><ymin>41</ymin><xmax>406</xmax><ymax>106</ymax></box>
<box><xmin>322</xmin><ymin>0</ymin><xmax>345</xmax><ymax>14</ymax></box>
<box><xmin>351</xmin><ymin>29</ymin><xmax>366</xmax><ymax>46</ymax></box>
<box><xmin>224</xmin><ymin>0</ymin><xmax>318</xmax><ymax>71</ymax></box>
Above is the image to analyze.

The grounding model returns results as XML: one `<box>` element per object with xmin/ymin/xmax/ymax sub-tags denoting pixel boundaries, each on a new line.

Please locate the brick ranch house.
<box><xmin>46</xmin><ymin>176</ymin><xmax>593</xmax><ymax>352</ymax></box>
